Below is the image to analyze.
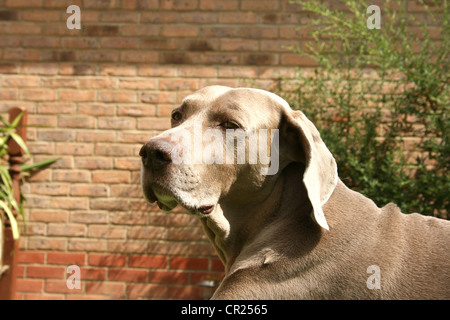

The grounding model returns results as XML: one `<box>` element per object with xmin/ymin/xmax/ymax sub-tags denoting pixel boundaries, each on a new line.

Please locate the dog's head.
<box><xmin>140</xmin><ymin>86</ymin><xmax>337</xmax><ymax>229</ymax></box>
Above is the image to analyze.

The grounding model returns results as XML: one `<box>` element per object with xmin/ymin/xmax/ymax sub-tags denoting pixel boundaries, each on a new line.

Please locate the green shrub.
<box><xmin>278</xmin><ymin>0</ymin><xmax>448</xmax><ymax>218</ymax></box>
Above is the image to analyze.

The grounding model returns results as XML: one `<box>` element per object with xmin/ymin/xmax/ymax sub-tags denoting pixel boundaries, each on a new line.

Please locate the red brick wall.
<box><xmin>0</xmin><ymin>0</ymin><xmax>441</xmax><ymax>299</ymax></box>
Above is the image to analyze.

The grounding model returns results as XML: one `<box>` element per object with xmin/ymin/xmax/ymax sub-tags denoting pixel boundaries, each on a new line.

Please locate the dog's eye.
<box><xmin>171</xmin><ymin>111</ymin><xmax>182</xmax><ymax>122</ymax></box>
<box><xmin>220</xmin><ymin>121</ymin><xmax>240</xmax><ymax>130</ymax></box>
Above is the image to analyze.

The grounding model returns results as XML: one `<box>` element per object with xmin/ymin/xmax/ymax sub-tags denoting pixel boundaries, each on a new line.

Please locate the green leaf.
<box><xmin>0</xmin><ymin>200</ymin><xmax>19</xmax><ymax>240</ymax></box>
<box><xmin>9</xmin><ymin>132</ymin><xmax>30</xmax><ymax>156</ymax></box>
<box><xmin>21</xmin><ymin>157</ymin><xmax>61</xmax><ymax>171</ymax></box>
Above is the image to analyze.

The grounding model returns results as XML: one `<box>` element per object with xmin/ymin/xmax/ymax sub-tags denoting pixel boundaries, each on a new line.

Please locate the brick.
<box><xmin>55</xmin><ymin>143</ymin><xmax>93</xmax><ymax>155</ymax></box>
<box><xmin>243</xmin><ymin>53</ymin><xmax>278</xmax><ymax>65</ymax></box>
<box><xmin>17</xmin><ymin>251</ymin><xmax>46</xmax><ymax>264</ymax></box>
<box><xmin>23</xmin><ymin>293</ymin><xmax>65</xmax><ymax>300</ymax></box>
<box><xmin>168</xmin><ymin>227</ymin><xmax>206</xmax><ymax>241</ymax></box>
<box><xmin>70</xmin><ymin>211</ymin><xmax>108</xmax><ymax>224</ymax></box>
<box><xmin>81</xmin><ymin>267</ymin><xmax>107</xmax><ymax>280</ymax></box>
<box><xmin>27</xmin><ymin>141</ymin><xmax>54</xmax><ymax>154</ymax></box>
<box><xmin>98</xmin><ymin>90</ymin><xmax>137</xmax><ymax>103</ymax></box>
<box><xmin>46</xmin><ymin>279</ymin><xmax>82</xmax><ymax>294</ymax></box>
<box><xmin>90</xmin><ymin>198</ymin><xmax>129</xmax><ymax>211</ymax></box>
<box><xmin>59</xmin><ymin>64</ymin><xmax>96</xmax><ymax>75</ymax></box>
<box><xmin>74</xmin><ymin>157</ymin><xmax>113</xmax><ymax>170</ymax></box>
<box><xmin>6</xmin><ymin>0</ymin><xmax>42</xmax><ymax>7</ymax></box>
<box><xmin>37</xmin><ymin>130</ymin><xmax>75</xmax><ymax>142</ymax></box>
<box><xmin>78</xmin><ymin>103</ymin><xmax>115</xmax><ymax>116</ymax></box>
<box><xmin>48</xmin><ymin>223</ymin><xmax>86</xmax><ymax>237</ymax></box>
<box><xmin>0</xmin><ymin>89</ymin><xmax>17</xmax><ymax>100</ymax></box>
<box><xmin>25</xmin><ymin>169</ymin><xmax>52</xmax><ymax>183</ymax></box>
<box><xmin>0</xmin><ymin>36</ymin><xmax>20</xmax><ymax>47</ymax></box>
<box><xmin>178</xmin><ymin>65</ymin><xmax>217</xmax><ymax>78</ymax></box>
<box><xmin>138</xmin><ymin>65</ymin><xmax>177</xmax><ymax>77</ymax></box>
<box><xmin>149</xmin><ymin>270</ymin><xmax>189</xmax><ymax>284</ymax></box>
<box><xmin>127</xmin><ymin>283</ymin><xmax>167</xmax><ymax>299</ymax></box>
<box><xmin>117</xmin><ymin>104</ymin><xmax>156</xmax><ymax>116</ymax></box>
<box><xmin>99</xmin><ymin>64</ymin><xmax>137</xmax><ymax>76</ymax></box>
<box><xmin>40</xmin><ymin>77</ymin><xmax>78</xmax><ymax>88</ymax></box>
<box><xmin>30</xmin><ymin>210</ymin><xmax>68</xmax><ymax>223</ymax></box>
<box><xmin>27</xmin><ymin>266</ymin><xmax>66</xmax><ymax>279</ymax></box>
<box><xmin>70</xmin><ymin>184</ymin><xmax>108</xmax><ymax>197</ymax></box>
<box><xmin>28</xmin><ymin>114</ymin><xmax>57</xmax><ymax>127</ymax></box>
<box><xmin>108</xmin><ymin>240</ymin><xmax>148</xmax><ymax>254</ymax></box>
<box><xmin>1</xmin><ymin>76</ymin><xmax>39</xmax><ymax>87</ymax></box>
<box><xmin>62</xmin><ymin>37</ymin><xmax>99</xmax><ymax>49</ymax></box>
<box><xmin>220</xmin><ymin>39</ymin><xmax>259</xmax><ymax>51</ymax></box>
<box><xmin>16</xmin><ymin>279</ymin><xmax>44</xmax><ymax>293</ymax></box>
<box><xmin>77</xmin><ymin>130</ymin><xmax>115</xmax><ymax>143</ymax></box>
<box><xmin>47</xmin><ymin>252</ymin><xmax>86</xmax><ymax>266</ymax></box>
<box><xmin>129</xmin><ymin>255</ymin><xmax>167</xmax><ymax>268</ymax></box>
<box><xmin>22</xmin><ymin>36</ymin><xmax>59</xmax><ymax>48</ymax></box>
<box><xmin>218</xmin><ymin>66</ymin><xmax>258</xmax><ymax>78</ymax></box>
<box><xmin>280</xmin><ymin>53</ymin><xmax>318</xmax><ymax>67</ymax></box>
<box><xmin>108</xmin><ymin>269</ymin><xmax>147</xmax><ymax>282</ymax></box>
<box><xmin>0</xmin><ymin>10</ymin><xmax>19</xmax><ymax>20</ymax></box>
<box><xmin>22</xmin><ymin>89</ymin><xmax>56</xmax><ymax>101</ymax></box>
<box><xmin>84</xmin><ymin>0</ymin><xmax>121</xmax><ymax>9</ymax></box>
<box><xmin>52</xmin><ymin>170</ymin><xmax>90</xmax><ymax>182</ymax></box>
<box><xmin>159</xmin><ymin>78</ymin><xmax>198</xmax><ymax>91</ymax></box>
<box><xmin>49</xmin><ymin>197</ymin><xmax>89</xmax><ymax>210</ymax></box>
<box><xmin>170</xmin><ymin>257</ymin><xmax>209</xmax><ymax>270</ymax></box>
<box><xmin>179</xmin><ymin>12</ymin><xmax>218</xmax><ymax>24</ymax></box>
<box><xmin>58</xmin><ymin>90</ymin><xmax>95</xmax><ymax>102</ymax></box>
<box><xmin>199</xmin><ymin>52</ymin><xmax>239</xmax><ymax>65</ymax></box>
<box><xmin>141</xmin><ymin>11</ymin><xmax>177</xmax><ymax>23</ymax></box>
<box><xmin>137</xmin><ymin>117</ymin><xmax>171</xmax><ymax>130</ymax></box>
<box><xmin>161</xmin><ymin>25</ymin><xmax>199</xmax><ymax>37</ymax></box>
<box><xmin>31</xmin><ymin>183</ymin><xmax>69</xmax><ymax>196</ymax></box>
<box><xmin>68</xmin><ymin>239</ymin><xmax>107</xmax><ymax>252</ymax></box>
<box><xmin>58</xmin><ymin>115</ymin><xmax>96</xmax><ymax>128</ymax></box>
<box><xmin>77</xmin><ymin>50</ymin><xmax>119</xmax><ymax>62</ymax></box>
<box><xmin>241</xmin><ymin>0</ymin><xmax>279</xmax><ymax>10</ymax></box>
<box><xmin>0</xmin><ymin>63</ymin><xmax>19</xmax><ymax>73</ymax></box>
<box><xmin>88</xmin><ymin>254</ymin><xmax>127</xmax><ymax>267</ymax></box>
<box><xmin>199</xmin><ymin>0</ymin><xmax>238</xmax><ymax>10</ymax></box>
<box><xmin>121</xmin><ymin>25</ymin><xmax>159</xmax><ymax>36</ymax></box>
<box><xmin>219</xmin><ymin>12</ymin><xmax>258</xmax><ymax>24</ymax></box>
<box><xmin>88</xmin><ymin>225</ymin><xmax>127</xmax><ymax>239</ymax></box>
<box><xmin>92</xmin><ymin>170</ymin><xmax>131</xmax><ymax>184</ymax></box>
<box><xmin>200</xmin><ymin>26</ymin><xmax>239</xmax><ymax>38</ymax></box>
<box><xmin>100</xmin><ymin>11</ymin><xmax>138</xmax><ymax>22</ymax></box>
<box><xmin>100</xmin><ymin>37</ymin><xmax>139</xmax><ymax>49</ymax></box>
<box><xmin>109</xmin><ymin>212</ymin><xmax>148</xmax><ymax>225</ymax></box>
<box><xmin>43</xmin><ymin>0</ymin><xmax>82</xmax><ymax>8</ymax></box>
<box><xmin>98</xmin><ymin>117</ymin><xmax>136</xmax><ymax>129</ymax></box>
<box><xmin>113</xmin><ymin>157</ymin><xmax>141</xmax><ymax>170</ymax></box>
<box><xmin>168</xmin><ymin>286</ymin><xmax>204</xmax><ymax>299</ymax></box>
<box><xmin>161</xmin><ymin>0</ymin><xmax>198</xmax><ymax>10</ymax></box>
<box><xmin>128</xmin><ymin>226</ymin><xmax>167</xmax><ymax>240</ymax></box>
<box><xmin>241</xmin><ymin>26</ymin><xmax>278</xmax><ymax>39</ymax></box>
<box><xmin>94</xmin><ymin>143</ymin><xmax>136</xmax><ymax>157</ymax></box>
<box><xmin>28</xmin><ymin>238</ymin><xmax>66</xmax><ymax>251</ymax></box>
<box><xmin>22</xmin><ymin>63</ymin><xmax>58</xmax><ymax>75</ymax></box>
<box><xmin>261</xmin><ymin>39</ymin><xmax>299</xmax><ymax>52</ymax></box>
<box><xmin>118</xmin><ymin>78</ymin><xmax>156</xmax><ymax>90</ymax></box>
<box><xmin>79</xmin><ymin>77</ymin><xmax>116</xmax><ymax>89</ymax></box>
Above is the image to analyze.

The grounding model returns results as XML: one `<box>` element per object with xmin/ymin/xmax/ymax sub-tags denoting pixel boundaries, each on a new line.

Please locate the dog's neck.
<box><xmin>200</xmin><ymin>163</ymin><xmax>318</xmax><ymax>273</ymax></box>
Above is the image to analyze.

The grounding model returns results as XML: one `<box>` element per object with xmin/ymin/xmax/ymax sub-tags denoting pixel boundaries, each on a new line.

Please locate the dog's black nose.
<box><xmin>140</xmin><ymin>139</ymin><xmax>173</xmax><ymax>170</ymax></box>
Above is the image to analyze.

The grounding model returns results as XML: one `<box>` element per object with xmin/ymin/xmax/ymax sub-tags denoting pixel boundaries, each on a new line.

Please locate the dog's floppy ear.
<box><xmin>280</xmin><ymin>108</ymin><xmax>338</xmax><ymax>230</ymax></box>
